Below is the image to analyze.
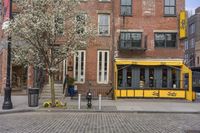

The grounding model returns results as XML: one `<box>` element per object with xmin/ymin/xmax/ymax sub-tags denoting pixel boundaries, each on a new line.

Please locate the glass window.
<box><xmin>55</xmin><ymin>16</ymin><xmax>64</xmax><ymax>35</ymax></box>
<box><xmin>140</xmin><ymin>68</ymin><xmax>145</xmax><ymax>88</ymax></box>
<box><xmin>76</xmin><ymin>14</ymin><xmax>86</xmax><ymax>34</ymax></box>
<box><xmin>98</xmin><ymin>14</ymin><xmax>110</xmax><ymax>35</ymax></box>
<box><xmin>126</xmin><ymin>66</ymin><xmax>132</xmax><ymax>87</ymax></box>
<box><xmin>162</xmin><ymin>69</ymin><xmax>168</xmax><ymax>88</ymax></box>
<box><xmin>164</xmin><ymin>0</ymin><xmax>176</xmax><ymax>16</ymax></box>
<box><xmin>155</xmin><ymin>33</ymin><xmax>177</xmax><ymax>48</ymax></box>
<box><xmin>97</xmin><ymin>50</ymin><xmax>109</xmax><ymax>84</ymax></box>
<box><xmin>189</xmin><ymin>23</ymin><xmax>195</xmax><ymax>35</ymax></box>
<box><xmin>120</xmin><ymin>32</ymin><xmax>142</xmax><ymax>49</ymax></box>
<box><xmin>74</xmin><ymin>50</ymin><xmax>86</xmax><ymax>83</ymax></box>
<box><xmin>149</xmin><ymin>68</ymin><xmax>154</xmax><ymax>87</ymax></box>
<box><xmin>121</xmin><ymin>0</ymin><xmax>132</xmax><ymax>16</ymax></box>
<box><xmin>118</xmin><ymin>66</ymin><xmax>123</xmax><ymax>87</ymax></box>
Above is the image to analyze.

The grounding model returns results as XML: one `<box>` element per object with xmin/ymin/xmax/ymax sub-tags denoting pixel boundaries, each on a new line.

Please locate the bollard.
<box><xmin>99</xmin><ymin>94</ymin><xmax>102</xmax><ymax>110</ymax></box>
<box><xmin>78</xmin><ymin>94</ymin><xmax>81</xmax><ymax>110</ymax></box>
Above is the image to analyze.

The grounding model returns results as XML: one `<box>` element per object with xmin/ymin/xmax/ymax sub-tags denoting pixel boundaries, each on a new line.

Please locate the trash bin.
<box><xmin>28</xmin><ymin>88</ymin><xmax>39</xmax><ymax>107</ymax></box>
<box><xmin>196</xmin><ymin>93</ymin><xmax>200</xmax><ymax>101</ymax></box>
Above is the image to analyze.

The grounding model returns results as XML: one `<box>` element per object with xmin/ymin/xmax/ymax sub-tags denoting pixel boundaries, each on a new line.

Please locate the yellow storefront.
<box><xmin>114</xmin><ymin>59</ymin><xmax>195</xmax><ymax>101</ymax></box>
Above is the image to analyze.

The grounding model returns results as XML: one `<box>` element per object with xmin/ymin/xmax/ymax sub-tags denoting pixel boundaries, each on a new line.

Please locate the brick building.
<box><xmin>0</xmin><ymin>0</ymin><xmax>195</xmax><ymax>101</ymax></box>
<box><xmin>184</xmin><ymin>7</ymin><xmax>200</xmax><ymax>70</ymax></box>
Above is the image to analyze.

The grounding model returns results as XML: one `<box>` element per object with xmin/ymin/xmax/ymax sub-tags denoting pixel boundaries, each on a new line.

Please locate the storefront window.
<box><xmin>140</xmin><ymin>68</ymin><xmax>145</xmax><ymax>88</ymax></box>
<box><xmin>172</xmin><ymin>69</ymin><xmax>176</xmax><ymax>88</ymax></box>
<box><xmin>118</xmin><ymin>66</ymin><xmax>123</xmax><ymax>87</ymax></box>
<box><xmin>126</xmin><ymin>66</ymin><xmax>132</xmax><ymax>87</ymax></box>
<box><xmin>149</xmin><ymin>68</ymin><xmax>154</xmax><ymax>87</ymax></box>
<box><xmin>162</xmin><ymin>69</ymin><xmax>168</xmax><ymax>88</ymax></box>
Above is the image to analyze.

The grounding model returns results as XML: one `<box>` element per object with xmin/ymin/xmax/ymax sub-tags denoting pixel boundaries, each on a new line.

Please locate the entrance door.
<box><xmin>54</xmin><ymin>62</ymin><xmax>63</xmax><ymax>84</ymax></box>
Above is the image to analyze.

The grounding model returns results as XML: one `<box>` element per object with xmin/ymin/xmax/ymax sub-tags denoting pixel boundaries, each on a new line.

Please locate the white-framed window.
<box><xmin>97</xmin><ymin>50</ymin><xmax>109</xmax><ymax>84</ymax></box>
<box><xmin>74</xmin><ymin>50</ymin><xmax>86</xmax><ymax>83</ymax></box>
<box><xmin>98</xmin><ymin>14</ymin><xmax>110</xmax><ymax>35</ymax></box>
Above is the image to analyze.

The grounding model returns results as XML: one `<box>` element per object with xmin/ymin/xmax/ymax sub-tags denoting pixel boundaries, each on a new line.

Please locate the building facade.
<box><xmin>0</xmin><ymin>0</ymin><xmax>195</xmax><ymax>101</ymax></box>
<box><xmin>185</xmin><ymin>7</ymin><xmax>200</xmax><ymax>69</ymax></box>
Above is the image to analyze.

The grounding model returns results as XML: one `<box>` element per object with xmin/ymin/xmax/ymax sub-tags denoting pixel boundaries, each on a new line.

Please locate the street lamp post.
<box><xmin>2</xmin><ymin>0</ymin><xmax>13</xmax><ymax>110</ymax></box>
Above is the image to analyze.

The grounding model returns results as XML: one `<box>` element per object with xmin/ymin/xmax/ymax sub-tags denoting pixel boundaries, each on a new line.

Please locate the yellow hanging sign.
<box><xmin>179</xmin><ymin>10</ymin><xmax>187</xmax><ymax>39</ymax></box>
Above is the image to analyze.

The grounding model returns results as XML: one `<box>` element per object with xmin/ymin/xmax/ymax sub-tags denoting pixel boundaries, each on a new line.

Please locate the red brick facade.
<box><xmin>0</xmin><ymin>0</ymin><xmax>185</xmax><ymax>97</ymax></box>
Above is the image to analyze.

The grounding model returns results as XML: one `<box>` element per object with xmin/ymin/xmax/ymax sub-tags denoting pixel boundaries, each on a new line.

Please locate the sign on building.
<box><xmin>179</xmin><ymin>10</ymin><xmax>187</xmax><ymax>39</ymax></box>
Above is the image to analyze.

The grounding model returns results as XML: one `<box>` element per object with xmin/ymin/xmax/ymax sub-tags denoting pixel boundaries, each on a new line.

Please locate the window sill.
<box><xmin>120</xmin><ymin>15</ymin><xmax>133</xmax><ymax>17</ymax></box>
<box><xmin>98</xmin><ymin>1</ymin><xmax>111</xmax><ymax>3</ymax></box>
<box><xmin>154</xmin><ymin>47</ymin><xmax>177</xmax><ymax>49</ymax></box>
<box><xmin>163</xmin><ymin>14</ymin><xmax>177</xmax><ymax>17</ymax></box>
<box><xmin>98</xmin><ymin>34</ymin><xmax>111</xmax><ymax>37</ymax></box>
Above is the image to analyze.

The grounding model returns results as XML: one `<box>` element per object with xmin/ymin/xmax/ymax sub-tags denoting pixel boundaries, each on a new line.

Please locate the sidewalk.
<box><xmin>0</xmin><ymin>96</ymin><xmax>39</xmax><ymax>114</ymax></box>
<box><xmin>1</xmin><ymin>96</ymin><xmax>200</xmax><ymax>114</ymax></box>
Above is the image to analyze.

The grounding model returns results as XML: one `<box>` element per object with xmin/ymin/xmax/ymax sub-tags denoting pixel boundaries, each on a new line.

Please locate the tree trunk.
<box><xmin>49</xmin><ymin>73</ymin><xmax>56</xmax><ymax>107</ymax></box>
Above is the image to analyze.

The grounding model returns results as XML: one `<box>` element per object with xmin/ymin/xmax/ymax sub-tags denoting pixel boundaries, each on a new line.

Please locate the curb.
<box><xmin>1</xmin><ymin>108</ymin><xmax>200</xmax><ymax>115</ymax></box>
<box><xmin>36</xmin><ymin>108</ymin><xmax>200</xmax><ymax>114</ymax></box>
<box><xmin>0</xmin><ymin>109</ymin><xmax>37</xmax><ymax>115</ymax></box>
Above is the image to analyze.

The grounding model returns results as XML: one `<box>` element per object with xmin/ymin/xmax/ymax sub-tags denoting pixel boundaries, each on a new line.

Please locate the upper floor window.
<box><xmin>120</xmin><ymin>0</ymin><xmax>132</xmax><ymax>16</ymax></box>
<box><xmin>164</xmin><ymin>0</ymin><xmax>176</xmax><ymax>16</ymax></box>
<box><xmin>98</xmin><ymin>14</ymin><xmax>110</xmax><ymax>36</ymax></box>
<box><xmin>184</xmin><ymin>40</ymin><xmax>188</xmax><ymax>50</ymax></box>
<box><xmin>155</xmin><ymin>33</ymin><xmax>177</xmax><ymax>48</ymax></box>
<box><xmin>190</xmin><ymin>38</ymin><xmax>195</xmax><ymax>48</ymax></box>
<box><xmin>76</xmin><ymin>13</ymin><xmax>86</xmax><ymax>34</ymax></box>
<box><xmin>189</xmin><ymin>23</ymin><xmax>195</xmax><ymax>35</ymax></box>
<box><xmin>120</xmin><ymin>32</ymin><xmax>142</xmax><ymax>49</ymax></box>
<box><xmin>55</xmin><ymin>16</ymin><xmax>64</xmax><ymax>35</ymax></box>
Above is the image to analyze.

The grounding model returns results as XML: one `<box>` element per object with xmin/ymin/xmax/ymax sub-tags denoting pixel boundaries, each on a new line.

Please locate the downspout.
<box><xmin>111</xmin><ymin>0</ymin><xmax>116</xmax><ymax>99</ymax></box>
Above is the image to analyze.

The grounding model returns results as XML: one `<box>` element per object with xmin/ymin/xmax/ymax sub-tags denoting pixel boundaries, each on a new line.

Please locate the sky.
<box><xmin>186</xmin><ymin>0</ymin><xmax>200</xmax><ymax>13</ymax></box>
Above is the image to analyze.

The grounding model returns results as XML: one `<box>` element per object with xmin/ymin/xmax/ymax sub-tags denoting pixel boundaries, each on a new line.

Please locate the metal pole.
<box><xmin>99</xmin><ymin>94</ymin><xmax>101</xmax><ymax>110</ymax></box>
<box><xmin>2</xmin><ymin>0</ymin><xmax>13</xmax><ymax>110</ymax></box>
<box><xmin>78</xmin><ymin>94</ymin><xmax>81</xmax><ymax>110</ymax></box>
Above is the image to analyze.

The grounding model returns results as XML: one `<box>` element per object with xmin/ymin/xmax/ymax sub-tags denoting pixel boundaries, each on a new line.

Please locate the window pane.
<box><xmin>126</xmin><ymin>66</ymin><xmax>132</xmax><ymax>87</ymax></box>
<box><xmin>121</xmin><ymin>0</ymin><xmax>131</xmax><ymax>5</ymax></box>
<box><xmin>169</xmin><ymin>7</ymin><xmax>175</xmax><ymax>14</ymax></box>
<box><xmin>121</xmin><ymin>6</ymin><xmax>132</xmax><ymax>15</ymax></box>
<box><xmin>155</xmin><ymin>33</ymin><xmax>165</xmax><ymax>47</ymax></box>
<box><xmin>162</xmin><ymin>69</ymin><xmax>168</xmax><ymax>88</ymax></box>
<box><xmin>169</xmin><ymin>0</ymin><xmax>175</xmax><ymax>6</ymax></box>
<box><xmin>165</xmin><ymin>0</ymin><xmax>170</xmax><ymax>6</ymax></box>
<box><xmin>99</xmin><ymin>15</ymin><xmax>109</xmax><ymax>35</ymax></box>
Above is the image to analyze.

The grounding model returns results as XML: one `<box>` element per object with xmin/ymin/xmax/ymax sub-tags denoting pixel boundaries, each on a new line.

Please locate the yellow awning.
<box><xmin>115</xmin><ymin>58</ymin><xmax>184</xmax><ymax>66</ymax></box>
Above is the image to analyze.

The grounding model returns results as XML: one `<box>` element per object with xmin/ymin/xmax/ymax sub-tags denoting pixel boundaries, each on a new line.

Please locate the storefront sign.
<box><xmin>179</xmin><ymin>10</ymin><xmax>187</xmax><ymax>39</ymax></box>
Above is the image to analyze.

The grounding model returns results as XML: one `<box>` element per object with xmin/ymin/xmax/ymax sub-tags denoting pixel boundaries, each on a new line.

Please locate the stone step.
<box><xmin>42</xmin><ymin>89</ymin><xmax>63</xmax><ymax>93</ymax></box>
<box><xmin>40</xmin><ymin>95</ymin><xmax>64</xmax><ymax>99</ymax></box>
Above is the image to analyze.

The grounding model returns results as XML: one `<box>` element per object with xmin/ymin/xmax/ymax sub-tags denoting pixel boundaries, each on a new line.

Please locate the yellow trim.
<box><xmin>114</xmin><ymin>59</ymin><xmax>193</xmax><ymax>101</ymax></box>
<box><xmin>135</xmin><ymin>90</ymin><xmax>143</xmax><ymax>97</ymax></box>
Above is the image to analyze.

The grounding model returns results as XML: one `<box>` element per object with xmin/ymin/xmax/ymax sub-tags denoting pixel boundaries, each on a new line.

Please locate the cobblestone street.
<box><xmin>0</xmin><ymin>112</ymin><xmax>200</xmax><ymax>133</ymax></box>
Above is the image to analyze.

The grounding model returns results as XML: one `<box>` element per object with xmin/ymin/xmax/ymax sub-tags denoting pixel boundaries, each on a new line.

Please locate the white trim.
<box><xmin>153</xmin><ymin>30</ymin><xmax>178</xmax><ymax>33</ymax></box>
<box><xmin>97</xmin><ymin>50</ymin><xmax>109</xmax><ymax>84</ymax></box>
<box><xmin>117</xmin><ymin>29</ymin><xmax>144</xmax><ymax>33</ymax></box>
<box><xmin>73</xmin><ymin>50</ymin><xmax>86</xmax><ymax>84</ymax></box>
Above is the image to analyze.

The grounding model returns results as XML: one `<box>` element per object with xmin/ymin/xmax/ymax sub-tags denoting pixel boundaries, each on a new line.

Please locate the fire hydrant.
<box><xmin>86</xmin><ymin>90</ymin><xmax>92</xmax><ymax>108</ymax></box>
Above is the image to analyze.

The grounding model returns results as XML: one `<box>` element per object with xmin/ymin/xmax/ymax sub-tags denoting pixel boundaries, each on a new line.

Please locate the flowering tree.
<box><xmin>7</xmin><ymin>0</ymin><xmax>94</xmax><ymax>107</ymax></box>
